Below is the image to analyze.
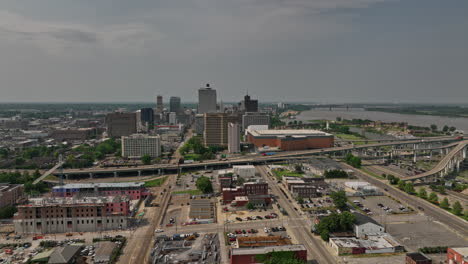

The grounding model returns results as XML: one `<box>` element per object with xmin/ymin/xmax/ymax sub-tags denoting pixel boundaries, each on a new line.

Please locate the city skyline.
<box><xmin>0</xmin><ymin>0</ymin><xmax>467</xmax><ymax>103</ymax></box>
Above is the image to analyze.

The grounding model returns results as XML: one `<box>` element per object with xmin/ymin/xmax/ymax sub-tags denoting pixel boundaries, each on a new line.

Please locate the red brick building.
<box><xmin>222</xmin><ymin>182</ymin><xmax>268</xmax><ymax>204</ymax></box>
<box><xmin>230</xmin><ymin>245</ymin><xmax>307</xmax><ymax>264</ymax></box>
<box><xmin>447</xmin><ymin>247</ymin><xmax>468</xmax><ymax>264</ymax></box>
<box><xmin>246</xmin><ymin>129</ymin><xmax>334</xmax><ymax>151</ymax></box>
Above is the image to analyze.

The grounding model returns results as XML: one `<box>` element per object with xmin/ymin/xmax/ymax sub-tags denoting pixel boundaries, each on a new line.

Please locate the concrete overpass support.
<box><xmin>89</xmin><ymin>173</ymin><xmax>94</xmax><ymax>179</ymax></box>
<box><xmin>114</xmin><ymin>172</ymin><xmax>118</xmax><ymax>178</ymax></box>
<box><xmin>138</xmin><ymin>170</ymin><xmax>142</xmax><ymax>177</ymax></box>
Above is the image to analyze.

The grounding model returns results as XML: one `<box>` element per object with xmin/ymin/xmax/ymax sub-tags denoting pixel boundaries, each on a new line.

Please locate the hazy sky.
<box><xmin>0</xmin><ymin>0</ymin><xmax>467</xmax><ymax>103</ymax></box>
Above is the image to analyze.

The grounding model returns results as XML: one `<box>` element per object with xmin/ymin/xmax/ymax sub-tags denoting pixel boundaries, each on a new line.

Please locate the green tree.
<box><xmin>440</xmin><ymin>197</ymin><xmax>450</xmax><ymax>209</ymax></box>
<box><xmin>141</xmin><ymin>154</ymin><xmax>152</xmax><ymax>165</ymax></box>
<box><xmin>0</xmin><ymin>206</ymin><xmax>17</xmax><ymax>219</ymax></box>
<box><xmin>430</xmin><ymin>124</ymin><xmax>437</xmax><ymax>131</ymax></box>
<box><xmin>256</xmin><ymin>251</ymin><xmax>306</xmax><ymax>264</ymax></box>
<box><xmin>398</xmin><ymin>180</ymin><xmax>406</xmax><ymax>190</ymax></box>
<box><xmin>452</xmin><ymin>201</ymin><xmax>463</xmax><ymax>216</ymax></box>
<box><xmin>404</xmin><ymin>182</ymin><xmax>415</xmax><ymax>194</ymax></box>
<box><xmin>442</xmin><ymin>125</ymin><xmax>449</xmax><ymax>132</ymax></box>
<box><xmin>418</xmin><ymin>187</ymin><xmax>428</xmax><ymax>199</ymax></box>
<box><xmin>449</xmin><ymin>126</ymin><xmax>456</xmax><ymax>132</ymax></box>
<box><xmin>294</xmin><ymin>164</ymin><xmax>303</xmax><ymax>173</ymax></box>
<box><xmin>297</xmin><ymin>197</ymin><xmax>304</xmax><ymax>204</ymax></box>
<box><xmin>246</xmin><ymin>202</ymin><xmax>255</xmax><ymax>210</ymax></box>
<box><xmin>428</xmin><ymin>192</ymin><xmax>439</xmax><ymax>204</ymax></box>
<box><xmin>236</xmin><ymin>176</ymin><xmax>246</xmax><ymax>186</ymax></box>
<box><xmin>330</xmin><ymin>190</ymin><xmax>347</xmax><ymax>210</ymax></box>
<box><xmin>196</xmin><ymin>176</ymin><xmax>213</xmax><ymax>193</ymax></box>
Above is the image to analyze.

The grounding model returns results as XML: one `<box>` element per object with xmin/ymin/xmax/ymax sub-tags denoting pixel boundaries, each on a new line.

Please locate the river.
<box><xmin>297</xmin><ymin>108</ymin><xmax>468</xmax><ymax>133</ymax></box>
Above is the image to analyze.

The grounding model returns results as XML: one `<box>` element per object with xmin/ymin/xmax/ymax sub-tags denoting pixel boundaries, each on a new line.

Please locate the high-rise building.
<box><xmin>228</xmin><ymin>123</ymin><xmax>240</xmax><ymax>153</ymax></box>
<box><xmin>169</xmin><ymin>96</ymin><xmax>181</xmax><ymax>114</ymax></box>
<box><xmin>105</xmin><ymin>112</ymin><xmax>137</xmax><ymax>138</ymax></box>
<box><xmin>195</xmin><ymin>114</ymin><xmax>205</xmax><ymax>135</ymax></box>
<box><xmin>203</xmin><ymin>113</ymin><xmax>239</xmax><ymax>146</ymax></box>
<box><xmin>240</xmin><ymin>94</ymin><xmax>258</xmax><ymax>112</ymax></box>
<box><xmin>168</xmin><ymin>112</ymin><xmax>177</xmax><ymax>125</ymax></box>
<box><xmin>136</xmin><ymin>108</ymin><xmax>154</xmax><ymax>132</ymax></box>
<box><xmin>198</xmin><ymin>84</ymin><xmax>217</xmax><ymax>114</ymax></box>
<box><xmin>242</xmin><ymin>112</ymin><xmax>270</xmax><ymax>130</ymax></box>
<box><xmin>122</xmin><ymin>134</ymin><xmax>161</xmax><ymax>158</ymax></box>
<box><xmin>156</xmin><ymin>95</ymin><xmax>163</xmax><ymax>113</ymax></box>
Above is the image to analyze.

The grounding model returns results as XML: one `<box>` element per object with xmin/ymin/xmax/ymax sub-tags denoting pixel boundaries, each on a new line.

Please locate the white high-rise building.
<box><xmin>228</xmin><ymin>122</ymin><xmax>240</xmax><ymax>153</ymax></box>
<box><xmin>198</xmin><ymin>84</ymin><xmax>217</xmax><ymax>114</ymax></box>
<box><xmin>122</xmin><ymin>134</ymin><xmax>161</xmax><ymax>158</ymax></box>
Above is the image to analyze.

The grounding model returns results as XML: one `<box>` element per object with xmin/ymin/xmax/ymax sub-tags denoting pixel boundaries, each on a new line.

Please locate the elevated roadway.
<box><xmin>56</xmin><ymin>136</ymin><xmax>461</xmax><ymax>177</ymax></box>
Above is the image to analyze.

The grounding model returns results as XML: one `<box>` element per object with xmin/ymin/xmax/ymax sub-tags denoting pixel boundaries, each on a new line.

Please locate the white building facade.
<box><xmin>122</xmin><ymin>134</ymin><xmax>161</xmax><ymax>158</ymax></box>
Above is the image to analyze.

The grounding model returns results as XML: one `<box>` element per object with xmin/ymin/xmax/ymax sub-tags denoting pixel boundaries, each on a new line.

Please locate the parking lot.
<box><xmin>385</xmin><ymin>213</ymin><xmax>468</xmax><ymax>251</ymax></box>
<box><xmin>351</xmin><ymin>195</ymin><xmax>412</xmax><ymax>217</ymax></box>
<box><xmin>226</xmin><ymin>225</ymin><xmax>290</xmax><ymax>247</ymax></box>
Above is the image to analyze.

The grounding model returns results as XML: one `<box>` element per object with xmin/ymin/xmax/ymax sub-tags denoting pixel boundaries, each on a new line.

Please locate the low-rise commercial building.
<box><xmin>329</xmin><ymin>235</ymin><xmax>403</xmax><ymax>256</ymax></box>
<box><xmin>353</xmin><ymin>213</ymin><xmax>385</xmax><ymax>239</ymax></box>
<box><xmin>233</xmin><ymin>165</ymin><xmax>256</xmax><ymax>178</ymax></box>
<box><xmin>222</xmin><ymin>182</ymin><xmax>269</xmax><ymax>205</ymax></box>
<box><xmin>51</xmin><ymin>182</ymin><xmax>149</xmax><ymax>200</ymax></box>
<box><xmin>14</xmin><ymin>196</ymin><xmax>130</xmax><ymax>234</ymax></box>
<box><xmin>406</xmin><ymin>252</ymin><xmax>432</xmax><ymax>264</ymax></box>
<box><xmin>246</xmin><ymin>129</ymin><xmax>334</xmax><ymax>151</ymax></box>
<box><xmin>122</xmin><ymin>134</ymin><xmax>161</xmax><ymax>158</ymax></box>
<box><xmin>0</xmin><ymin>183</ymin><xmax>24</xmax><ymax>208</ymax></box>
<box><xmin>230</xmin><ymin>245</ymin><xmax>307</xmax><ymax>264</ymax></box>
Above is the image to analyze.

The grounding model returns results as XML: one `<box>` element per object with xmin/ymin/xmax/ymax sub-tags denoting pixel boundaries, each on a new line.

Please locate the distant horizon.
<box><xmin>0</xmin><ymin>101</ymin><xmax>467</xmax><ymax>106</ymax></box>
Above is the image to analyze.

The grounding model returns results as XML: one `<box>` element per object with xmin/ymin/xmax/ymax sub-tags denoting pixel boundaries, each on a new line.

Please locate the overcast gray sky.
<box><xmin>0</xmin><ymin>0</ymin><xmax>467</xmax><ymax>103</ymax></box>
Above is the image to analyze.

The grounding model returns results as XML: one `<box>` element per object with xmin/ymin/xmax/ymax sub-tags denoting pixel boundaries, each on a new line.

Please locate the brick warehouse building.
<box><xmin>246</xmin><ymin>129</ymin><xmax>334</xmax><ymax>151</ymax></box>
<box><xmin>14</xmin><ymin>196</ymin><xmax>130</xmax><ymax>234</ymax></box>
<box><xmin>222</xmin><ymin>182</ymin><xmax>268</xmax><ymax>204</ymax></box>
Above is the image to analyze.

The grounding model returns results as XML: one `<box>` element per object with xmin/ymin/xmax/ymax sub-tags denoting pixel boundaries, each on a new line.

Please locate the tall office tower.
<box><xmin>242</xmin><ymin>112</ymin><xmax>270</xmax><ymax>130</ymax></box>
<box><xmin>240</xmin><ymin>94</ymin><xmax>258</xmax><ymax>112</ymax></box>
<box><xmin>228</xmin><ymin>123</ymin><xmax>240</xmax><ymax>153</ymax></box>
<box><xmin>156</xmin><ymin>95</ymin><xmax>163</xmax><ymax>113</ymax></box>
<box><xmin>198</xmin><ymin>84</ymin><xmax>217</xmax><ymax>114</ymax></box>
<box><xmin>105</xmin><ymin>112</ymin><xmax>137</xmax><ymax>138</ymax></box>
<box><xmin>169</xmin><ymin>96</ymin><xmax>182</xmax><ymax>113</ymax></box>
<box><xmin>203</xmin><ymin>113</ymin><xmax>239</xmax><ymax>147</ymax></box>
<box><xmin>137</xmin><ymin>108</ymin><xmax>154</xmax><ymax>132</ymax></box>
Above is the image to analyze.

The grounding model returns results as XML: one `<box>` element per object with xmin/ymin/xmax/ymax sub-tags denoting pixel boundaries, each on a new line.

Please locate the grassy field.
<box><xmin>184</xmin><ymin>154</ymin><xmax>201</xmax><ymax>160</ymax></box>
<box><xmin>172</xmin><ymin>189</ymin><xmax>203</xmax><ymax>195</ymax></box>
<box><xmin>144</xmin><ymin>176</ymin><xmax>167</xmax><ymax>187</ymax></box>
<box><xmin>273</xmin><ymin>170</ymin><xmax>304</xmax><ymax>180</ymax></box>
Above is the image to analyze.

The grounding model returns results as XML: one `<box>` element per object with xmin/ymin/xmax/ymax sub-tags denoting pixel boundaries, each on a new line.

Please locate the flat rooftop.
<box><xmin>52</xmin><ymin>182</ymin><xmax>144</xmax><ymax>190</ymax></box>
<box><xmin>248</xmin><ymin>129</ymin><xmax>332</xmax><ymax>137</ymax></box>
<box><xmin>451</xmin><ymin>247</ymin><xmax>468</xmax><ymax>257</ymax></box>
<box><xmin>237</xmin><ymin>236</ymin><xmax>291</xmax><ymax>248</ymax></box>
<box><xmin>231</xmin><ymin>245</ymin><xmax>306</xmax><ymax>255</ymax></box>
<box><xmin>20</xmin><ymin>196</ymin><xmax>128</xmax><ymax>207</ymax></box>
<box><xmin>406</xmin><ymin>253</ymin><xmax>431</xmax><ymax>261</ymax></box>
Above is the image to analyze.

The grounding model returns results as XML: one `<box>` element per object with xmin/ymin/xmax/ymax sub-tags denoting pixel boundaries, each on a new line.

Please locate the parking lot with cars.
<box><xmin>350</xmin><ymin>195</ymin><xmax>412</xmax><ymax>217</ymax></box>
